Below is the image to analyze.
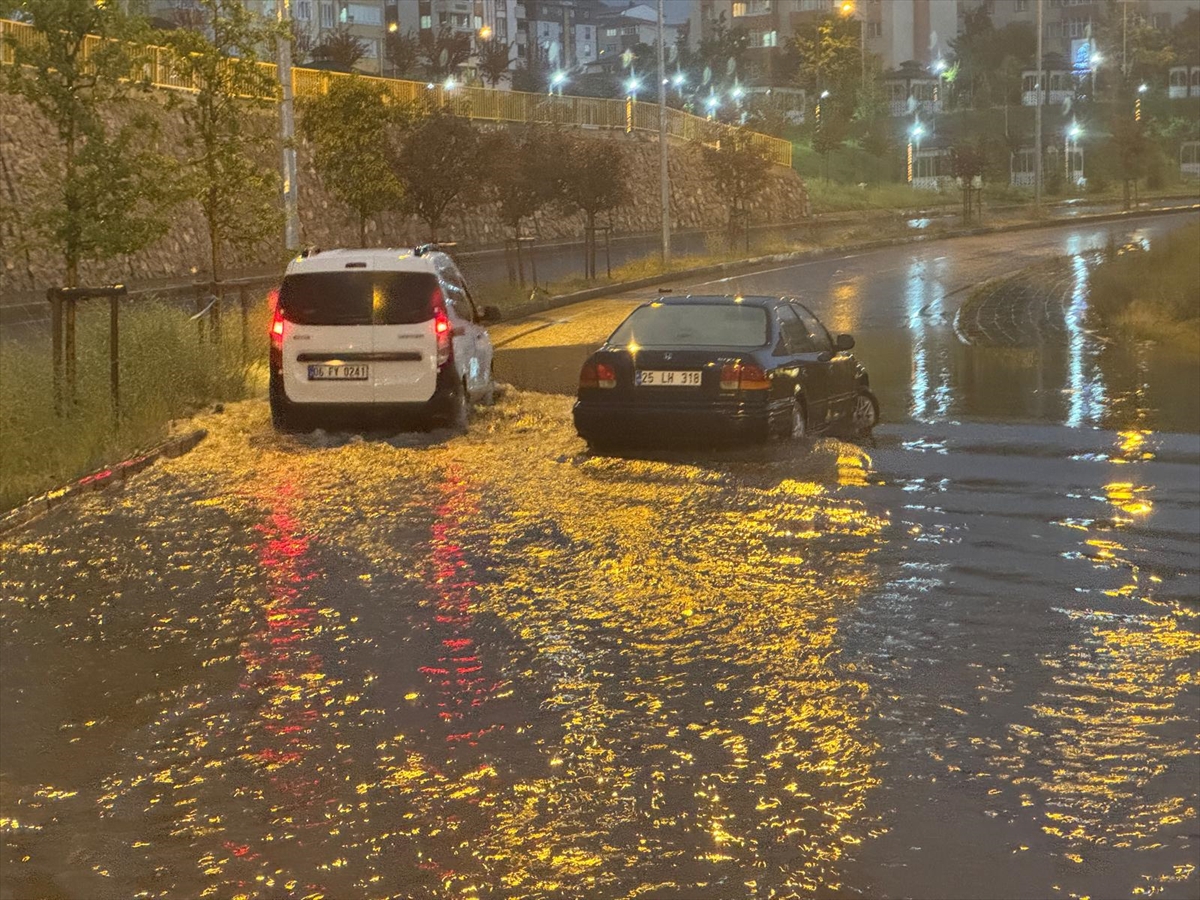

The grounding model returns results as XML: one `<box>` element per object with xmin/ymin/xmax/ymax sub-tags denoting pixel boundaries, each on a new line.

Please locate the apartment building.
<box><xmin>961</xmin><ymin>0</ymin><xmax>1196</xmax><ymax>70</ymax></box>
<box><xmin>686</xmin><ymin>0</ymin><xmax>957</xmax><ymax>84</ymax></box>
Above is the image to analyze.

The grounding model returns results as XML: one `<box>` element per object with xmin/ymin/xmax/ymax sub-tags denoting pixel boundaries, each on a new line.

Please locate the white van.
<box><xmin>268</xmin><ymin>246</ymin><xmax>499</xmax><ymax>431</ymax></box>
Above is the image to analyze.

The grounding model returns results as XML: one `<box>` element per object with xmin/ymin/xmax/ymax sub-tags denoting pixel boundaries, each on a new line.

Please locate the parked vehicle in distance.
<box><xmin>573</xmin><ymin>295</ymin><xmax>879</xmax><ymax>449</ymax></box>
<box><xmin>269</xmin><ymin>246</ymin><xmax>500</xmax><ymax>431</ymax></box>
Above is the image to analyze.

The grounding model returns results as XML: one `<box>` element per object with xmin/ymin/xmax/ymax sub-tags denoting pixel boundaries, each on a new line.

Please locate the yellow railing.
<box><xmin>0</xmin><ymin>17</ymin><xmax>792</xmax><ymax>168</ymax></box>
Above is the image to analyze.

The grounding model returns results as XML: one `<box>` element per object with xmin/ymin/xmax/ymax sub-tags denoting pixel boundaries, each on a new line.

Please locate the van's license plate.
<box><xmin>636</xmin><ymin>370</ymin><xmax>702</xmax><ymax>387</ymax></box>
<box><xmin>308</xmin><ymin>364</ymin><xmax>369</xmax><ymax>380</ymax></box>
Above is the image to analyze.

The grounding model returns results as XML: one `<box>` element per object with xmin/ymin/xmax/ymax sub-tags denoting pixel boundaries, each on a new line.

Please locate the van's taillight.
<box><xmin>431</xmin><ymin>287</ymin><xmax>451</xmax><ymax>366</ymax></box>
<box><xmin>720</xmin><ymin>362</ymin><xmax>770</xmax><ymax>391</ymax></box>
<box><xmin>580</xmin><ymin>361</ymin><xmax>616</xmax><ymax>389</ymax></box>
<box><xmin>270</xmin><ymin>302</ymin><xmax>285</xmax><ymax>347</ymax></box>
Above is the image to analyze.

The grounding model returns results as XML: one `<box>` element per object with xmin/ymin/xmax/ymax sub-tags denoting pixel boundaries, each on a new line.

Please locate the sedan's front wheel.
<box><xmin>850</xmin><ymin>388</ymin><xmax>880</xmax><ymax>435</ymax></box>
<box><xmin>789</xmin><ymin>397</ymin><xmax>809</xmax><ymax>441</ymax></box>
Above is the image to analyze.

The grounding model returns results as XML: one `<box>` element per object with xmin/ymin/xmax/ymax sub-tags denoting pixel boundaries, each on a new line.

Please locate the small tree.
<box><xmin>385</xmin><ymin>28</ymin><xmax>420</xmax><ymax>78</ymax></box>
<box><xmin>302</xmin><ymin>78</ymin><xmax>412</xmax><ymax>246</ymax></box>
<box><xmin>394</xmin><ymin>112</ymin><xmax>482</xmax><ymax>241</ymax></box>
<box><xmin>162</xmin><ymin>0</ymin><xmax>281</xmax><ymax>282</ymax></box>
<box><xmin>485</xmin><ymin>128</ymin><xmax>568</xmax><ymax>282</ymax></box>
<box><xmin>701</xmin><ymin>128</ymin><xmax>770</xmax><ymax>251</ymax></box>
<box><xmin>421</xmin><ymin>27</ymin><xmax>472</xmax><ymax>81</ymax></box>
<box><xmin>1</xmin><ymin>0</ymin><xmax>177</xmax><ymax>287</ymax></box>
<box><xmin>812</xmin><ymin>111</ymin><xmax>849</xmax><ymax>183</ymax></box>
<box><xmin>478</xmin><ymin>39</ymin><xmax>513</xmax><ymax>87</ymax></box>
<box><xmin>312</xmin><ymin>27</ymin><xmax>367</xmax><ymax>72</ymax></box>
<box><xmin>1110</xmin><ymin>113</ymin><xmax>1151</xmax><ymax>210</ymax></box>
<box><xmin>950</xmin><ymin>140</ymin><xmax>987</xmax><ymax>223</ymax></box>
<box><xmin>560</xmin><ymin>138</ymin><xmax>628</xmax><ymax>279</ymax></box>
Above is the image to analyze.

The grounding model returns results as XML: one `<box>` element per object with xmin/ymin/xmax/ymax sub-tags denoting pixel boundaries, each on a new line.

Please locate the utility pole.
<box><xmin>657</xmin><ymin>0</ymin><xmax>671</xmax><ymax>264</ymax></box>
<box><xmin>1034</xmin><ymin>0</ymin><xmax>1043</xmax><ymax>214</ymax></box>
<box><xmin>277</xmin><ymin>0</ymin><xmax>300</xmax><ymax>253</ymax></box>
<box><xmin>1122</xmin><ymin>0</ymin><xmax>1130</xmax><ymax>83</ymax></box>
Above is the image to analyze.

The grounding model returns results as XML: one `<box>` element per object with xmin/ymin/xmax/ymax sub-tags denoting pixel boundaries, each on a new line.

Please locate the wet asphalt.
<box><xmin>1</xmin><ymin>213</ymin><xmax>1198</xmax><ymax>900</ymax></box>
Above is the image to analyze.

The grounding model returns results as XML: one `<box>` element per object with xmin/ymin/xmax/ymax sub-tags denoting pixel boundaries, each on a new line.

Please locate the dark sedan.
<box><xmin>573</xmin><ymin>295</ymin><xmax>879</xmax><ymax>448</ymax></box>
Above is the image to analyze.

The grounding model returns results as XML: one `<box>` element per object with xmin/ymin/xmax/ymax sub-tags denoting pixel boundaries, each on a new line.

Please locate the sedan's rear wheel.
<box><xmin>850</xmin><ymin>388</ymin><xmax>880</xmax><ymax>435</ymax></box>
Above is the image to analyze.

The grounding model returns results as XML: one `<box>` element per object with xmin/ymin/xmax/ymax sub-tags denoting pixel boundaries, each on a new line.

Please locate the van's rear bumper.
<box><xmin>269</xmin><ymin>367</ymin><xmax>459</xmax><ymax>422</ymax></box>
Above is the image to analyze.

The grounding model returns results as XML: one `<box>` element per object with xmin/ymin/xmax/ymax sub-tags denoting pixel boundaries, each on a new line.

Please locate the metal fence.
<box><xmin>0</xmin><ymin>17</ymin><xmax>792</xmax><ymax>168</ymax></box>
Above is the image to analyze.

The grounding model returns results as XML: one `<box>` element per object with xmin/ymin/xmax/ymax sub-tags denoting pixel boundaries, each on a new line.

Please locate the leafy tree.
<box><xmin>478</xmin><ymin>38</ymin><xmax>512</xmax><ymax>87</ymax></box>
<box><xmin>161</xmin><ymin>0</ymin><xmax>281</xmax><ymax>282</ymax></box>
<box><xmin>1172</xmin><ymin>9</ymin><xmax>1200</xmax><ymax>66</ymax></box>
<box><xmin>385</xmin><ymin>28</ymin><xmax>420</xmax><ymax>78</ymax></box>
<box><xmin>312</xmin><ymin>27</ymin><xmax>367</xmax><ymax>73</ymax></box>
<box><xmin>421</xmin><ymin>27</ymin><xmax>471</xmax><ymax>81</ymax></box>
<box><xmin>695</xmin><ymin>12</ymin><xmax>750</xmax><ymax>87</ymax></box>
<box><xmin>701</xmin><ymin>128</ymin><xmax>770</xmax><ymax>250</ymax></box>
<box><xmin>1</xmin><ymin>0</ymin><xmax>176</xmax><ymax>287</ymax></box>
<box><xmin>560</xmin><ymin>137</ymin><xmax>628</xmax><ymax>279</ymax></box>
<box><xmin>950</xmin><ymin>9</ymin><xmax>1036</xmax><ymax>108</ymax></box>
<box><xmin>793</xmin><ymin>16</ymin><xmax>860</xmax><ymax>101</ymax></box>
<box><xmin>394</xmin><ymin>111</ymin><xmax>482</xmax><ymax>241</ymax></box>
<box><xmin>301</xmin><ymin>78</ymin><xmax>411</xmax><ymax>246</ymax></box>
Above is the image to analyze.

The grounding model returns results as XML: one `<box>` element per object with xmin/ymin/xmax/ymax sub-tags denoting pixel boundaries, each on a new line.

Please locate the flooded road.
<box><xmin>2</xmin><ymin>214</ymin><xmax>1198</xmax><ymax>900</ymax></box>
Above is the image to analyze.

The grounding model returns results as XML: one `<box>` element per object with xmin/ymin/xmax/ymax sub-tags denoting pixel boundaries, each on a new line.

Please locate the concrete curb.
<box><xmin>498</xmin><ymin>202</ymin><xmax>1200</xmax><ymax>325</ymax></box>
<box><xmin>0</xmin><ymin>428</ymin><xmax>207</xmax><ymax>538</ymax></box>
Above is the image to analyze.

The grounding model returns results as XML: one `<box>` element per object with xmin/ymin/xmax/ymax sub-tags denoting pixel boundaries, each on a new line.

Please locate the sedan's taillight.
<box><xmin>720</xmin><ymin>362</ymin><xmax>770</xmax><ymax>391</ymax></box>
<box><xmin>580</xmin><ymin>361</ymin><xmax>616</xmax><ymax>389</ymax></box>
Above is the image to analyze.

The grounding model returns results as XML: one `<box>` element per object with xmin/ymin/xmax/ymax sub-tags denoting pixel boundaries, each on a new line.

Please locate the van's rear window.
<box><xmin>279</xmin><ymin>272</ymin><xmax>439</xmax><ymax>325</ymax></box>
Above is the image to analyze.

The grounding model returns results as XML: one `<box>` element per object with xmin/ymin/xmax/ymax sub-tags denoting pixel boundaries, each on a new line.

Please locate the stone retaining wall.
<box><xmin>0</xmin><ymin>91</ymin><xmax>808</xmax><ymax>293</ymax></box>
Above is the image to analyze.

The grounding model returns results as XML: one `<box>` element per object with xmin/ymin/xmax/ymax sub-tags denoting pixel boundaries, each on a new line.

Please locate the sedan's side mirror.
<box><xmin>480</xmin><ymin>305</ymin><xmax>502</xmax><ymax>324</ymax></box>
<box><xmin>835</xmin><ymin>333</ymin><xmax>855</xmax><ymax>351</ymax></box>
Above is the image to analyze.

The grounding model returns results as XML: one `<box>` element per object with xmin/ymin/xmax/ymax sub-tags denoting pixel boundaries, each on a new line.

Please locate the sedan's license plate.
<box><xmin>308</xmin><ymin>364</ymin><xmax>369</xmax><ymax>380</ymax></box>
<box><xmin>636</xmin><ymin>370</ymin><xmax>702</xmax><ymax>387</ymax></box>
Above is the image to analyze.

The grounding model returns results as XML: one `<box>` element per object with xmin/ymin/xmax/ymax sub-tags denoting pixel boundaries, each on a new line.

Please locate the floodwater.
<box><xmin>1</xmin><ymin>214</ymin><xmax>1197</xmax><ymax>900</ymax></box>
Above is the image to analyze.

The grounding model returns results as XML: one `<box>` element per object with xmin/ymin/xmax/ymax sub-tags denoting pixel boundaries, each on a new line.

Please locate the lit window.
<box><xmin>420</xmin><ymin>13</ymin><xmax>431</xmax><ymax>28</ymax></box>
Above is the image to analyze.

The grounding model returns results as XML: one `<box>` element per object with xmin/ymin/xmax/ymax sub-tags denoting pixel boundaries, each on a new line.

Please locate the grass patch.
<box><xmin>1088</xmin><ymin>223</ymin><xmax>1200</xmax><ymax>352</ymax></box>
<box><xmin>0</xmin><ymin>297</ymin><xmax>267</xmax><ymax>510</ymax></box>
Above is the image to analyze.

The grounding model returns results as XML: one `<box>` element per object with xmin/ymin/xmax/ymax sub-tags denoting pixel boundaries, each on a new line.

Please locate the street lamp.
<box><xmin>478</xmin><ymin>24</ymin><xmax>492</xmax><ymax>40</ymax></box>
<box><xmin>705</xmin><ymin>94</ymin><xmax>719</xmax><ymax>120</ymax></box>
<box><xmin>816</xmin><ymin>89</ymin><xmax>830</xmax><ymax>127</ymax></box>
<box><xmin>908</xmin><ymin>121</ymin><xmax>925</xmax><ymax>186</ymax></box>
<box><xmin>626</xmin><ymin>76</ymin><xmax>640</xmax><ymax>133</ymax></box>
<box><xmin>551</xmin><ymin>70</ymin><xmax>567</xmax><ymax>96</ymax></box>
<box><xmin>1089</xmin><ymin>51</ymin><xmax>1102</xmax><ymax>99</ymax></box>
<box><xmin>1065</xmin><ymin>120</ymin><xmax>1082</xmax><ymax>185</ymax></box>
<box><xmin>1135</xmin><ymin>81</ymin><xmax>1148</xmax><ymax>121</ymax></box>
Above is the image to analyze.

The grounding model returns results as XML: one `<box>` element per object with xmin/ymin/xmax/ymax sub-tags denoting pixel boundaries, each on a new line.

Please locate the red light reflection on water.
<box><xmin>243</xmin><ymin>489</ymin><xmax>325</xmax><ymax>799</ymax></box>
<box><xmin>419</xmin><ymin>466</ymin><xmax>504</xmax><ymax>749</ymax></box>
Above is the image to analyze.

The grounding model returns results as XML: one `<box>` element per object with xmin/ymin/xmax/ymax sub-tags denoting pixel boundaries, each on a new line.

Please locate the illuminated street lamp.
<box><xmin>1089</xmin><ymin>50</ymin><xmax>1102</xmax><ymax>98</ymax></box>
<box><xmin>478</xmin><ymin>24</ymin><xmax>492</xmax><ymax>40</ymax></box>
<box><xmin>705</xmin><ymin>93</ymin><xmax>719</xmax><ymax>120</ymax></box>
<box><xmin>444</xmin><ymin>76</ymin><xmax>457</xmax><ymax>91</ymax></box>
<box><xmin>1065</xmin><ymin>120</ymin><xmax>1082</xmax><ymax>185</ymax></box>
<box><xmin>907</xmin><ymin>121</ymin><xmax>925</xmax><ymax>186</ymax></box>
<box><xmin>816</xmin><ymin>89</ymin><xmax>830</xmax><ymax>127</ymax></box>
<box><xmin>550</xmin><ymin>70</ymin><xmax>567</xmax><ymax>96</ymax></box>
<box><xmin>626</xmin><ymin>75</ymin><xmax>640</xmax><ymax>133</ymax></box>
<box><xmin>388</xmin><ymin>21</ymin><xmax>398</xmax><ymax>33</ymax></box>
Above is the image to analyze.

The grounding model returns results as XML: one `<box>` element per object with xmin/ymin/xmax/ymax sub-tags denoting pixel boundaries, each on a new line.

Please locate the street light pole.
<box><xmin>277</xmin><ymin>0</ymin><xmax>300</xmax><ymax>254</ymax></box>
<box><xmin>657</xmin><ymin>0</ymin><xmax>671</xmax><ymax>265</ymax></box>
<box><xmin>1034</xmin><ymin>0</ymin><xmax>1043</xmax><ymax>214</ymax></box>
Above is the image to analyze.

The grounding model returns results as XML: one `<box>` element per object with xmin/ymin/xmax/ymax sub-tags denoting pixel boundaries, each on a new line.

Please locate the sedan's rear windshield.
<box><xmin>279</xmin><ymin>271</ymin><xmax>439</xmax><ymax>325</ymax></box>
<box><xmin>608</xmin><ymin>303</ymin><xmax>769</xmax><ymax>348</ymax></box>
